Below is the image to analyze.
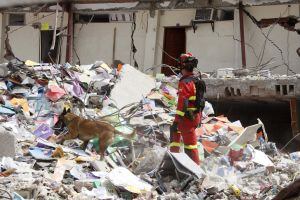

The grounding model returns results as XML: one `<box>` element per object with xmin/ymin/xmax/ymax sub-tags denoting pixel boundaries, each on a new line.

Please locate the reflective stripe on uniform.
<box><xmin>184</xmin><ymin>144</ymin><xmax>198</xmax><ymax>149</ymax></box>
<box><xmin>188</xmin><ymin>96</ymin><xmax>196</xmax><ymax>101</ymax></box>
<box><xmin>176</xmin><ymin>110</ymin><xmax>185</xmax><ymax>116</ymax></box>
<box><xmin>172</xmin><ymin>131</ymin><xmax>182</xmax><ymax>134</ymax></box>
<box><xmin>176</xmin><ymin>108</ymin><xmax>196</xmax><ymax>116</ymax></box>
<box><xmin>169</xmin><ymin>142</ymin><xmax>182</xmax><ymax>147</ymax></box>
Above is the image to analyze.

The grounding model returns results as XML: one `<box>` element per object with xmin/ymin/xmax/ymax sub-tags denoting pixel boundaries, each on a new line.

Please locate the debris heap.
<box><xmin>0</xmin><ymin>60</ymin><xmax>299</xmax><ymax>200</ymax></box>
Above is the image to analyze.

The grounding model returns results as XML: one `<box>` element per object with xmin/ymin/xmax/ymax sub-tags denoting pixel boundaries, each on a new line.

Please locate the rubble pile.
<box><xmin>0</xmin><ymin>60</ymin><xmax>299</xmax><ymax>199</ymax></box>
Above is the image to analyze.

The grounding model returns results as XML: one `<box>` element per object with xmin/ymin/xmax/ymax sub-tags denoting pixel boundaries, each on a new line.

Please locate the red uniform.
<box><xmin>170</xmin><ymin>72</ymin><xmax>201</xmax><ymax>165</ymax></box>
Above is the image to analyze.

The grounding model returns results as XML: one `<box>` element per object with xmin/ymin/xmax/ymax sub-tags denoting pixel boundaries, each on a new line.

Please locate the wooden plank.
<box><xmin>290</xmin><ymin>98</ymin><xmax>299</xmax><ymax>135</ymax></box>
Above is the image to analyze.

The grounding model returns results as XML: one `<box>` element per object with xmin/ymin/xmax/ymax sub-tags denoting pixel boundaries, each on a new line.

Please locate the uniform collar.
<box><xmin>180</xmin><ymin>72</ymin><xmax>194</xmax><ymax>80</ymax></box>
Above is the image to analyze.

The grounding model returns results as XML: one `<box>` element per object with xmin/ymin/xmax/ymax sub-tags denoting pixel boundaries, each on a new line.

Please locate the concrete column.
<box><xmin>65</xmin><ymin>3</ymin><xmax>74</xmax><ymax>64</ymax></box>
<box><xmin>233</xmin><ymin>8</ymin><xmax>241</xmax><ymax>68</ymax></box>
<box><xmin>0</xmin><ymin>13</ymin><xmax>7</xmax><ymax>63</ymax></box>
<box><xmin>143</xmin><ymin>10</ymin><xmax>160</xmax><ymax>73</ymax></box>
<box><xmin>239</xmin><ymin>4</ymin><xmax>246</xmax><ymax>68</ymax></box>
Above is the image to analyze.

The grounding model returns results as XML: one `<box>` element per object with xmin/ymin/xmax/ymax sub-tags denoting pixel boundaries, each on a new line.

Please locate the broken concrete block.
<box><xmin>133</xmin><ymin>146</ymin><xmax>166</xmax><ymax>174</ymax></box>
<box><xmin>74</xmin><ymin>180</ymin><xmax>94</xmax><ymax>192</ymax></box>
<box><xmin>110</xmin><ymin>64</ymin><xmax>155</xmax><ymax>108</ymax></box>
<box><xmin>0</xmin><ymin>63</ymin><xmax>8</xmax><ymax>77</ymax></box>
<box><xmin>0</xmin><ymin>126</ymin><xmax>16</xmax><ymax>157</ymax></box>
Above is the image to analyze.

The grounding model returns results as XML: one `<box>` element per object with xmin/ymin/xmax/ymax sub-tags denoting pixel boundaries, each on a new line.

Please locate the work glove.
<box><xmin>185</xmin><ymin>110</ymin><xmax>195</xmax><ymax>121</ymax></box>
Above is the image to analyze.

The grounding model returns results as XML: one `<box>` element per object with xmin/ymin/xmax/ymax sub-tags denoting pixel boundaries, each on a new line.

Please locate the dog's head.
<box><xmin>54</xmin><ymin>108</ymin><xmax>70</xmax><ymax>133</ymax></box>
<box><xmin>63</xmin><ymin>112</ymin><xmax>78</xmax><ymax>125</ymax></box>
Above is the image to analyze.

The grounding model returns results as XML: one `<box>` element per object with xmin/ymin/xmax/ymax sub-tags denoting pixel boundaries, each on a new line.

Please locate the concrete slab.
<box><xmin>110</xmin><ymin>64</ymin><xmax>155</xmax><ymax>108</ymax></box>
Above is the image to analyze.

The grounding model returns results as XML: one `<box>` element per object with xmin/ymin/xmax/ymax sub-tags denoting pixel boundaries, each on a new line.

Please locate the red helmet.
<box><xmin>178</xmin><ymin>53</ymin><xmax>198</xmax><ymax>70</ymax></box>
<box><xmin>179</xmin><ymin>53</ymin><xmax>193</xmax><ymax>63</ymax></box>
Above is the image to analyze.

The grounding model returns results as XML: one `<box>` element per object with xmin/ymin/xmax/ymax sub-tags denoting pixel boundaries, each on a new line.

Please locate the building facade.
<box><xmin>0</xmin><ymin>3</ymin><xmax>299</xmax><ymax>75</ymax></box>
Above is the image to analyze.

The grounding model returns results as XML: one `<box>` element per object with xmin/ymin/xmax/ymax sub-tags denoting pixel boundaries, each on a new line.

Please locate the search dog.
<box><xmin>56</xmin><ymin>111</ymin><xmax>135</xmax><ymax>159</ymax></box>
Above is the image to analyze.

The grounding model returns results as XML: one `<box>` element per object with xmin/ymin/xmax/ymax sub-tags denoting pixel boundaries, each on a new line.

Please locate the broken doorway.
<box><xmin>40</xmin><ymin>30</ymin><xmax>59</xmax><ymax>63</ymax></box>
<box><xmin>162</xmin><ymin>27</ymin><xmax>186</xmax><ymax>76</ymax></box>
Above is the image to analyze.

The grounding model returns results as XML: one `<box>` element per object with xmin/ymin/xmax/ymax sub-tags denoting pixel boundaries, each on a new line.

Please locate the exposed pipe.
<box><xmin>239</xmin><ymin>3</ymin><xmax>246</xmax><ymax>68</ymax></box>
<box><xmin>65</xmin><ymin>3</ymin><xmax>74</xmax><ymax>63</ymax></box>
<box><xmin>112</xmin><ymin>27</ymin><xmax>116</xmax><ymax>63</ymax></box>
<box><xmin>50</xmin><ymin>2</ymin><xmax>59</xmax><ymax>51</ymax></box>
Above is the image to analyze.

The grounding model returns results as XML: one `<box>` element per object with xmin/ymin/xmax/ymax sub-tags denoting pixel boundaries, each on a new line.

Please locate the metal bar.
<box><xmin>33</xmin><ymin>4</ymin><xmax>48</xmax><ymax>16</ymax></box>
<box><xmin>50</xmin><ymin>2</ymin><xmax>59</xmax><ymax>51</ymax></box>
<box><xmin>65</xmin><ymin>3</ymin><xmax>74</xmax><ymax>63</ymax></box>
<box><xmin>112</xmin><ymin>27</ymin><xmax>116</xmax><ymax>63</ymax></box>
<box><xmin>239</xmin><ymin>3</ymin><xmax>246</xmax><ymax>68</ymax></box>
<box><xmin>56</xmin><ymin>4</ymin><xmax>65</xmax><ymax>64</ymax></box>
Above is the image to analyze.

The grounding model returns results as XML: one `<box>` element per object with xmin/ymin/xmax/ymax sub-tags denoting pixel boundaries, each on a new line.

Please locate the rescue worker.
<box><xmin>169</xmin><ymin>53</ymin><xmax>205</xmax><ymax>165</ymax></box>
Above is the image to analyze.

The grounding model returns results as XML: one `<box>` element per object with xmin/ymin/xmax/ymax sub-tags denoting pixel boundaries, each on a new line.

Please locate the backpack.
<box><xmin>193</xmin><ymin>76</ymin><xmax>206</xmax><ymax>113</ymax></box>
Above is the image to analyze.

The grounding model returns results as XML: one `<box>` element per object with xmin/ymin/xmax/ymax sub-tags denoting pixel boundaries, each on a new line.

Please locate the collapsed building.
<box><xmin>0</xmin><ymin>0</ymin><xmax>299</xmax><ymax>199</ymax></box>
<box><xmin>0</xmin><ymin>59</ymin><xmax>299</xmax><ymax>199</ymax></box>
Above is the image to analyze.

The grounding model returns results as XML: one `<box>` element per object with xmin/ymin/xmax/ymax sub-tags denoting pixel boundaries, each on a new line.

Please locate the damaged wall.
<box><xmin>242</xmin><ymin>4</ymin><xmax>300</xmax><ymax>75</ymax></box>
<box><xmin>2</xmin><ymin>12</ymin><xmax>68</xmax><ymax>63</ymax></box>
<box><xmin>1</xmin><ymin>4</ymin><xmax>299</xmax><ymax>75</ymax></box>
<box><xmin>74</xmin><ymin>23</ymin><xmax>132</xmax><ymax>64</ymax></box>
<box><xmin>73</xmin><ymin>11</ymin><xmax>147</xmax><ymax>66</ymax></box>
<box><xmin>154</xmin><ymin>5</ymin><xmax>299</xmax><ymax>74</ymax></box>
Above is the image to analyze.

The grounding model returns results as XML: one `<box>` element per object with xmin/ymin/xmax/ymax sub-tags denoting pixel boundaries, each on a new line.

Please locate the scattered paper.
<box><xmin>251</xmin><ymin>146</ymin><xmax>274</xmax><ymax>167</ymax></box>
<box><xmin>45</xmin><ymin>84</ymin><xmax>66</xmax><ymax>102</ymax></box>
<box><xmin>229</xmin><ymin>124</ymin><xmax>262</xmax><ymax>147</ymax></box>
<box><xmin>10</xmin><ymin>98</ymin><xmax>30</xmax><ymax>113</ymax></box>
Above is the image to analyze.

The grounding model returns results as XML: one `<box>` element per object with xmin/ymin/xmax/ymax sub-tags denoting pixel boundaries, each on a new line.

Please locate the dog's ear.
<box><xmin>62</xmin><ymin>107</ymin><xmax>71</xmax><ymax>116</ymax></box>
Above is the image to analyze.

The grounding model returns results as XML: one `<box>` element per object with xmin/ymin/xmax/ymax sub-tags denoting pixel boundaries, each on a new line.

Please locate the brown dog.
<box><xmin>57</xmin><ymin>112</ymin><xmax>135</xmax><ymax>158</ymax></box>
